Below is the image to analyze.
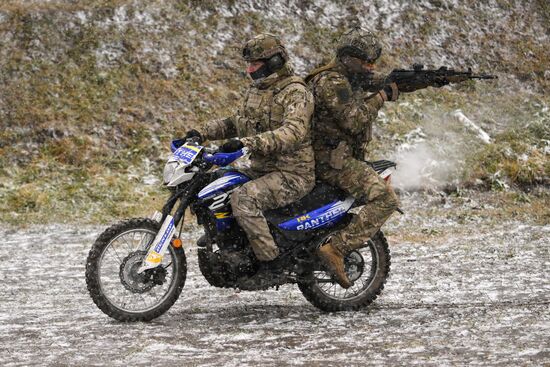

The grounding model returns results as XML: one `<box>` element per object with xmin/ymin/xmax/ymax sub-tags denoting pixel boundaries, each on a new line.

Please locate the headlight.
<box><xmin>163</xmin><ymin>159</ymin><xmax>197</xmax><ymax>187</ymax></box>
<box><xmin>163</xmin><ymin>161</ymin><xmax>178</xmax><ymax>184</ymax></box>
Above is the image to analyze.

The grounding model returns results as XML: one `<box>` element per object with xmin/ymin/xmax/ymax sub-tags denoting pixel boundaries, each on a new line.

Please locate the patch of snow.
<box><xmin>95</xmin><ymin>42</ymin><xmax>125</xmax><ymax>68</ymax></box>
<box><xmin>112</xmin><ymin>6</ymin><xmax>129</xmax><ymax>29</ymax></box>
<box><xmin>93</xmin><ymin>4</ymin><xmax>166</xmax><ymax>33</ymax></box>
<box><xmin>142</xmin><ymin>174</ymin><xmax>159</xmax><ymax>186</ymax></box>
<box><xmin>75</xmin><ymin>11</ymin><xmax>88</xmax><ymax>24</ymax></box>
<box><xmin>518</xmin><ymin>349</ymin><xmax>545</xmax><ymax>357</ymax></box>
<box><xmin>133</xmin><ymin>9</ymin><xmax>157</xmax><ymax>27</ymax></box>
<box><xmin>491</xmin><ymin>170</ymin><xmax>510</xmax><ymax>190</ymax></box>
<box><xmin>377</xmin><ymin>111</ymin><xmax>389</xmax><ymax>125</ymax></box>
<box><xmin>140</xmin><ymin>41</ymin><xmax>178</xmax><ymax>78</ymax></box>
<box><xmin>217</xmin><ymin>5</ymin><xmax>234</xmax><ymax>18</ymax></box>
<box><xmin>311</xmin><ymin>0</ymin><xmax>348</xmax><ymax>28</ymax></box>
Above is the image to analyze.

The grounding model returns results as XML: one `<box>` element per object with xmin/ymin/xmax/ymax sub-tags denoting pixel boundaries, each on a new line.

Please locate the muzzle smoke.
<box><xmin>390</xmin><ymin>110</ymin><xmax>491</xmax><ymax>191</ymax></box>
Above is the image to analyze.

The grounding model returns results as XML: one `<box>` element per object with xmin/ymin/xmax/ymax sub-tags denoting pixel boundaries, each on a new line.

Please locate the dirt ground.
<box><xmin>0</xmin><ymin>192</ymin><xmax>548</xmax><ymax>366</ymax></box>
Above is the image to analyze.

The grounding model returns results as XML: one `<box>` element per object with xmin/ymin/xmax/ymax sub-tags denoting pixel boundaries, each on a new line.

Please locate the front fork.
<box><xmin>137</xmin><ymin>187</ymin><xmax>189</xmax><ymax>274</ymax></box>
<box><xmin>137</xmin><ymin>214</ymin><xmax>176</xmax><ymax>273</ymax></box>
<box><xmin>137</xmin><ymin>175</ymin><xmax>210</xmax><ymax>273</ymax></box>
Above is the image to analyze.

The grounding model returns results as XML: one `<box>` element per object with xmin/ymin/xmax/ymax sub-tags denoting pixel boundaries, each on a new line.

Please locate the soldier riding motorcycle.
<box><xmin>85</xmin><ymin>33</ymin><xmax>394</xmax><ymax>321</ymax></box>
<box><xmin>306</xmin><ymin>26</ymin><xmax>495</xmax><ymax>288</ymax></box>
<box><xmin>305</xmin><ymin>27</ymin><xmax>401</xmax><ymax>289</ymax></box>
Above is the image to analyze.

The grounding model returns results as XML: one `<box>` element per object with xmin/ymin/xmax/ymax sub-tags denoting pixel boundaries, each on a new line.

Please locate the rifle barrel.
<box><xmin>472</xmin><ymin>75</ymin><xmax>498</xmax><ymax>79</ymax></box>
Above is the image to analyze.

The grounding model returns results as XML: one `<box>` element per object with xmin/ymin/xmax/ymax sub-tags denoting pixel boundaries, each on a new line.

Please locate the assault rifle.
<box><xmin>382</xmin><ymin>64</ymin><xmax>497</xmax><ymax>92</ymax></box>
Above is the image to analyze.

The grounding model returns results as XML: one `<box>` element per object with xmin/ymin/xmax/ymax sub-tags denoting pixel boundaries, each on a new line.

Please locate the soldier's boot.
<box><xmin>317</xmin><ymin>242</ymin><xmax>353</xmax><ymax>289</ymax></box>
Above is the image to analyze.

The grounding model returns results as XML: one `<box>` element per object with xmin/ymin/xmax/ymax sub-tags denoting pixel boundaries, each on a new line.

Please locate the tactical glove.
<box><xmin>184</xmin><ymin>129</ymin><xmax>203</xmax><ymax>143</ymax></box>
<box><xmin>220</xmin><ymin>139</ymin><xmax>245</xmax><ymax>153</ymax></box>
<box><xmin>433</xmin><ymin>77</ymin><xmax>450</xmax><ymax>88</ymax></box>
<box><xmin>379</xmin><ymin>82</ymin><xmax>399</xmax><ymax>102</ymax></box>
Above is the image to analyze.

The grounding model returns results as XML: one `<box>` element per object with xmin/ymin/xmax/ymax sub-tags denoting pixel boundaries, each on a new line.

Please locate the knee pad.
<box><xmin>385</xmin><ymin>186</ymin><xmax>400</xmax><ymax>210</ymax></box>
<box><xmin>367</xmin><ymin>186</ymin><xmax>399</xmax><ymax>215</ymax></box>
<box><xmin>230</xmin><ymin>188</ymin><xmax>261</xmax><ymax>218</ymax></box>
<box><xmin>365</xmin><ymin>180</ymin><xmax>388</xmax><ymax>202</ymax></box>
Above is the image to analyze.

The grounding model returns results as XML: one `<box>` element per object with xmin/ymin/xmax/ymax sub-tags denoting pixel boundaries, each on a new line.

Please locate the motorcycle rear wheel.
<box><xmin>298</xmin><ymin>231</ymin><xmax>390</xmax><ymax>312</ymax></box>
<box><xmin>86</xmin><ymin>218</ymin><xmax>187</xmax><ymax>321</ymax></box>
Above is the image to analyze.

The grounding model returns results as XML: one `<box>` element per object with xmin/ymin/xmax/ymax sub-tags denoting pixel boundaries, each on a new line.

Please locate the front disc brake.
<box><xmin>119</xmin><ymin>251</ymin><xmax>155</xmax><ymax>293</ymax></box>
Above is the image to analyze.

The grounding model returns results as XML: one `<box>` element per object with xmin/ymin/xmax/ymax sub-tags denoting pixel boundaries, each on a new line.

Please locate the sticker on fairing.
<box><xmin>137</xmin><ymin>215</ymin><xmax>176</xmax><ymax>273</ymax></box>
<box><xmin>173</xmin><ymin>144</ymin><xmax>203</xmax><ymax>165</ymax></box>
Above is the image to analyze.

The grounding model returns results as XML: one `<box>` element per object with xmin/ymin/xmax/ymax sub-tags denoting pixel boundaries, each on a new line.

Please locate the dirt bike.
<box><xmin>85</xmin><ymin>139</ymin><xmax>396</xmax><ymax>321</ymax></box>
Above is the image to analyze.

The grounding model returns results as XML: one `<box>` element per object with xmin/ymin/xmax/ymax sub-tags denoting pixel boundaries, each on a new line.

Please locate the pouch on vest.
<box><xmin>329</xmin><ymin>141</ymin><xmax>350</xmax><ymax>170</ymax></box>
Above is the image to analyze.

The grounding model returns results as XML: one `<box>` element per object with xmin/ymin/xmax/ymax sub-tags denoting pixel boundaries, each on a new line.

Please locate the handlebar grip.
<box><xmin>170</xmin><ymin>139</ymin><xmax>186</xmax><ymax>153</ymax></box>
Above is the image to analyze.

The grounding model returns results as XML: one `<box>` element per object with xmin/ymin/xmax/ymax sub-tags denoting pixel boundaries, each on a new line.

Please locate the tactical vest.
<box><xmin>236</xmin><ymin>76</ymin><xmax>307</xmax><ymax>139</ymax></box>
<box><xmin>235</xmin><ymin>75</ymin><xmax>314</xmax><ymax>178</ymax></box>
<box><xmin>306</xmin><ymin>65</ymin><xmax>378</xmax><ymax>163</ymax></box>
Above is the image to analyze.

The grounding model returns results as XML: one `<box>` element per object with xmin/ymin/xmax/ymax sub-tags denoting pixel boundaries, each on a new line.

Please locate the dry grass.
<box><xmin>0</xmin><ymin>0</ymin><xmax>548</xmax><ymax>224</ymax></box>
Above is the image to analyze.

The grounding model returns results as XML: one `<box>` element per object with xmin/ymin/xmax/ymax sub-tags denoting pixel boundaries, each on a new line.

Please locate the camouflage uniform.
<box><xmin>200</xmin><ymin>35</ymin><xmax>315</xmax><ymax>261</ymax></box>
<box><xmin>306</xmin><ymin>32</ymin><xmax>399</xmax><ymax>256</ymax></box>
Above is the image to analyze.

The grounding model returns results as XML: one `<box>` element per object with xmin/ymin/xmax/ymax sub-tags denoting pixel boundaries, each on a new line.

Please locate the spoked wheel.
<box><xmin>86</xmin><ymin>218</ymin><xmax>186</xmax><ymax>321</ymax></box>
<box><xmin>298</xmin><ymin>231</ymin><xmax>390</xmax><ymax>312</ymax></box>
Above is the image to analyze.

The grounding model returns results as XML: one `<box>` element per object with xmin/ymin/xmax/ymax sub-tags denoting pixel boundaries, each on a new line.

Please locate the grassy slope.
<box><xmin>0</xmin><ymin>0</ymin><xmax>548</xmax><ymax>224</ymax></box>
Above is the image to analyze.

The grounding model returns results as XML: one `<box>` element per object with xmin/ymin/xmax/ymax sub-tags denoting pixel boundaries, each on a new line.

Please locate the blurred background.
<box><xmin>0</xmin><ymin>0</ymin><xmax>548</xmax><ymax>224</ymax></box>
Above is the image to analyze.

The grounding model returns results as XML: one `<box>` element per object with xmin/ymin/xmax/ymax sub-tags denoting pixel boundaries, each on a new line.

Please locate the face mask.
<box><xmin>247</xmin><ymin>54</ymin><xmax>285</xmax><ymax>81</ymax></box>
<box><xmin>249</xmin><ymin>63</ymin><xmax>272</xmax><ymax>80</ymax></box>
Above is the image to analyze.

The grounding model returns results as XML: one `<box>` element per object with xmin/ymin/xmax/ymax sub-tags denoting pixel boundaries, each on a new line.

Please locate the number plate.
<box><xmin>173</xmin><ymin>143</ymin><xmax>203</xmax><ymax>165</ymax></box>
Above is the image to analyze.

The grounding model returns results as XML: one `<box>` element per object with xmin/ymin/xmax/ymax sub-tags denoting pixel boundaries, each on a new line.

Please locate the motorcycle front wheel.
<box><xmin>86</xmin><ymin>218</ymin><xmax>186</xmax><ymax>321</ymax></box>
<box><xmin>298</xmin><ymin>231</ymin><xmax>390</xmax><ymax>312</ymax></box>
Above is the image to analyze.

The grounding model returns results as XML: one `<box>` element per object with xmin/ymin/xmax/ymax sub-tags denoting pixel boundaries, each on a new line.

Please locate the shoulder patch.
<box><xmin>336</xmin><ymin>87</ymin><xmax>351</xmax><ymax>103</ymax></box>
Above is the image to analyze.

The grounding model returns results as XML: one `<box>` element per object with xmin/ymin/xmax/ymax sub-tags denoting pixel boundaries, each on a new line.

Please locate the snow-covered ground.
<box><xmin>0</xmin><ymin>193</ymin><xmax>549</xmax><ymax>366</ymax></box>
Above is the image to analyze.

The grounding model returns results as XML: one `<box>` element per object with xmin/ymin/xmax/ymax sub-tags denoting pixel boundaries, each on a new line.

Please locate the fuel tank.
<box><xmin>197</xmin><ymin>172</ymin><xmax>250</xmax><ymax>200</ymax></box>
<box><xmin>197</xmin><ymin>171</ymin><xmax>250</xmax><ymax>232</ymax></box>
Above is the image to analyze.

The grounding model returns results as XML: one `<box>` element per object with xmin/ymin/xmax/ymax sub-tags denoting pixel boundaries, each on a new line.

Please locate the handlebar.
<box><xmin>203</xmin><ymin>147</ymin><xmax>248</xmax><ymax>166</ymax></box>
<box><xmin>170</xmin><ymin>138</ymin><xmax>248</xmax><ymax>167</ymax></box>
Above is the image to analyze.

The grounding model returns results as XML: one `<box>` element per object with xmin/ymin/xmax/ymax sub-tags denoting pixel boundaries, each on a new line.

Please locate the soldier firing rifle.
<box><xmin>307</xmin><ymin>27</ymin><xmax>497</xmax><ymax>288</ymax></box>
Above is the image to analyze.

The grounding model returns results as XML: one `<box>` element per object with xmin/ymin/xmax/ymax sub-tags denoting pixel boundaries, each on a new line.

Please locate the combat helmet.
<box><xmin>242</xmin><ymin>33</ymin><xmax>289</xmax><ymax>62</ymax></box>
<box><xmin>242</xmin><ymin>33</ymin><xmax>289</xmax><ymax>79</ymax></box>
<box><xmin>336</xmin><ymin>27</ymin><xmax>382</xmax><ymax>63</ymax></box>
